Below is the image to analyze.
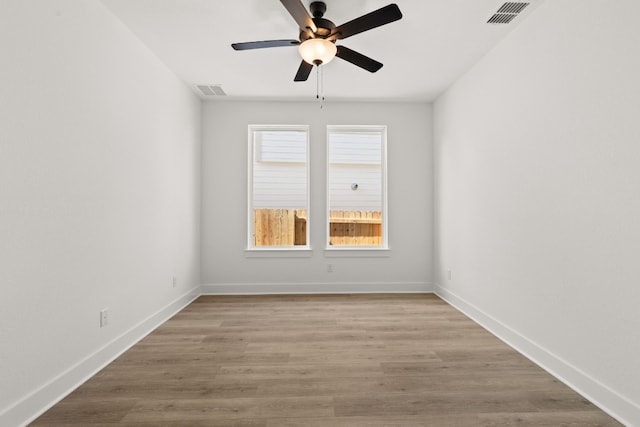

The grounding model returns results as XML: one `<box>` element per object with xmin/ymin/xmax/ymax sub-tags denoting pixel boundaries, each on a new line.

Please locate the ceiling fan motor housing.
<box><xmin>300</xmin><ymin>17</ymin><xmax>335</xmax><ymax>40</ymax></box>
<box><xmin>300</xmin><ymin>2</ymin><xmax>335</xmax><ymax>41</ymax></box>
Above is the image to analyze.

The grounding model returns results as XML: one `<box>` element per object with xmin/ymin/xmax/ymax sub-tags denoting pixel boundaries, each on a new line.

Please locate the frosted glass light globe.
<box><xmin>298</xmin><ymin>38</ymin><xmax>337</xmax><ymax>65</ymax></box>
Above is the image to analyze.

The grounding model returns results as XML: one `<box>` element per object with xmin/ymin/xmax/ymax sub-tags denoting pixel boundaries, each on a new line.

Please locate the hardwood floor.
<box><xmin>31</xmin><ymin>294</ymin><xmax>622</xmax><ymax>426</ymax></box>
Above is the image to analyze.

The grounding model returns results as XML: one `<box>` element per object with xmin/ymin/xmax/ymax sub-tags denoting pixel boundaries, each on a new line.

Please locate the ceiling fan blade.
<box><xmin>231</xmin><ymin>40</ymin><xmax>299</xmax><ymax>50</ymax></box>
<box><xmin>331</xmin><ymin>4</ymin><xmax>402</xmax><ymax>40</ymax></box>
<box><xmin>280</xmin><ymin>0</ymin><xmax>317</xmax><ymax>32</ymax></box>
<box><xmin>294</xmin><ymin>60</ymin><xmax>314</xmax><ymax>81</ymax></box>
<box><xmin>336</xmin><ymin>45</ymin><xmax>383</xmax><ymax>73</ymax></box>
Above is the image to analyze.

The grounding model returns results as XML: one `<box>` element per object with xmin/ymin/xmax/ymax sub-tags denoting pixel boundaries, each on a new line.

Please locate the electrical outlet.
<box><xmin>447</xmin><ymin>270</ymin><xmax>452</xmax><ymax>280</ymax></box>
<box><xmin>172</xmin><ymin>277</ymin><xmax>177</xmax><ymax>288</ymax></box>
<box><xmin>100</xmin><ymin>308</ymin><xmax>109</xmax><ymax>328</ymax></box>
<box><xmin>326</xmin><ymin>264</ymin><xmax>333</xmax><ymax>273</ymax></box>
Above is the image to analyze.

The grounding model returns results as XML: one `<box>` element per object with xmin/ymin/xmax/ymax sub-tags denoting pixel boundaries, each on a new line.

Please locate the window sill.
<box><xmin>324</xmin><ymin>247</ymin><xmax>390</xmax><ymax>258</ymax></box>
<box><xmin>245</xmin><ymin>248</ymin><xmax>313</xmax><ymax>258</ymax></box>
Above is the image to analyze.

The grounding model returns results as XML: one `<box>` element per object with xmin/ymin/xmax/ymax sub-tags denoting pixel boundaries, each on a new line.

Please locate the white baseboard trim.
<box><xmin>435</xmin><ymin>284</ymin><xmax>640</xmax><ymax>427</ymax></box>
<box><xmin>202</xmin><ymin>281</ymin><xmax>433</xmax><ymax>295</ymax></box>
<box><xmin>2</xmin><ymin>287</ymin><xmax>201</xmax><ymax>427</ymax></box>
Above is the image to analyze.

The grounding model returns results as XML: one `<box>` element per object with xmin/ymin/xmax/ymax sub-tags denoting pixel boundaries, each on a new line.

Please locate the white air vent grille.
<box><xmin>488</xmin><ymin>2</ymin><xmax>530</xmax><ymax>24</ymax></box>
<box><xmin>196</xmin><ymin>84</ymin><xmax>226</xmax><ymax>97</ymax></box>
<box><xmin>497</xmin><ymin>2</ymin><xmax>529</xmax><ymax>14</ymax></box>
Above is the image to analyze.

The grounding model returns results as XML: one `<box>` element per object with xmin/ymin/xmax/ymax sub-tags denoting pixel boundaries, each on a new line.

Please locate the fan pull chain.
<box><xmin>316</xmin><ymin>65</ymin><xmax>325</xmax><ymax>109</ymax></box>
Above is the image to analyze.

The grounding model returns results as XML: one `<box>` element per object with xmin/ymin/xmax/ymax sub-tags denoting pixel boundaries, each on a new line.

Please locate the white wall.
<box><xmin>0</xmin><ymin>1</ymin><xmax>201</xmax><ymax>425</ymax></box>
<box><xmin>434</xmin><ymin>1</ymin><xmax>640</xmax><ymax>425</ymax></box>
<box><xmin>202</xmin><ymin>101</ymin><xmax>432</xmax><ymax>293</ymax></box>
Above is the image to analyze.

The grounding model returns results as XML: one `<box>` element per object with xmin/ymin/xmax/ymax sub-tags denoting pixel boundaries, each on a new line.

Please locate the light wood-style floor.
<box><xmin>32</xmin><ymin>294</ymin><xmax>622</xmax><ymax>426</ymax></box>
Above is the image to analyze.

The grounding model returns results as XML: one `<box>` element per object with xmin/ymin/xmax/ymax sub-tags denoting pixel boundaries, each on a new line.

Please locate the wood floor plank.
<box><xmin>70</xmin><ymin>378</ymin><xmax>260</xmax><ymax>400</ymax></box>
<box><xmin>214</xmin><ymin>362</ymin><xmax>385</xmax><ymax>380</ymax></box>
<box><xmin>266</xmin><ymin>414</ymin><xmax>482</xmax><ymax>427</ymax></box>
<box><xmin>286</xmin><ymin>349</ymin><xmax>441</xmax><ymax>364</ymax></box>
<box><xmin>120</xmin><ymin>396</ymin><xmax>333</xmax><ymax>422</ymax></box>
<box><xmin>332</xmin><ymin>391</ymin><xmax>541</xmax><ymax>417</ymax></box>
<box><xmin>477</xmin><ymin>411</ymin><xmax>623</xmax><ymax>426</ymax></box>
<box><xmin>30</xmin><ymin>399</ymin><xmax>136</xmax><ymax>424</ymax></box>
<box><xmin>30</xmin><ymin>294</ymin><xmax>622</xmax><ymax>426</ymax></box>
<box><xmin>32</xmin><ymin>419</ymin><xmax>267</xmax><ymax>427</ymax></box>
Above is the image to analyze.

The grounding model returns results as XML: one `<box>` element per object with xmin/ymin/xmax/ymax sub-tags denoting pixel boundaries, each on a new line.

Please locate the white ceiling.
<box><xmin>100</xmin><ymin>0</ymin><xmax>539</xmax><ymax>102</ymax></box>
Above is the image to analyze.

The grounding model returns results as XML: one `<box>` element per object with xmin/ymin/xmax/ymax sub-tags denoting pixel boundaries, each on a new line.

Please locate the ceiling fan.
<box><xmin>231</xmin><ymin>0</ymin><xmax>403</xmax><ymax>82</ymax></box>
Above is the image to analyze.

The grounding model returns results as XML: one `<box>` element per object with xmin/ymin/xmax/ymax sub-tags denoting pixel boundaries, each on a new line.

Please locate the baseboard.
<box><xmin>202</xmin><ymin>281</ymin><xmax>433</xmax><ymax>295</ymax></box>
<box><xmin>435</xmin><ymin>284</ymin><xmax>640</xmax><ymax>427</ymax></box>
<box><xmin>2</xmin><ymin>287</ymin><xmax>201</xmax><ymax>427</ymax></box>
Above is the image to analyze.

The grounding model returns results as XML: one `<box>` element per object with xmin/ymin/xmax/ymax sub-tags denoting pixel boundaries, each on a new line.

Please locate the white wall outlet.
<box><xmin>326</xmin><ymin>264</ymin><xmax>334</xmax><ymax>273</ymax></box>
<box><xmin>172</xmin><ymin>276</ymin><xmax>177</xmax><ymax>288</ymax></box>
<box><xmin>100</xmin><ymin>308</ymin><xmax>109</xmax><ymax>328</ymax></box>
<box><xmin>447</xmin><ymin>270</ymin><xmax>452</xmax><ymax>280</ymax></box>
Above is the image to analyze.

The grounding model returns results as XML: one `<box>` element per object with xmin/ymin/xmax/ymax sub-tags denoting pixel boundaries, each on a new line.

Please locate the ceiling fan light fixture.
<box><xmin>298</xmin><ymin>38</ymin><xmax>337</xmax><ymax>65</ymax></box>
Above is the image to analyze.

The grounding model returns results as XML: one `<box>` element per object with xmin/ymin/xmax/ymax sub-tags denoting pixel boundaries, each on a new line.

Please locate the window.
<box><xmin>327</xmin><ymin>126</ymin><xmax>387</xmax><ymax>248</ymax></box>
<box><xmin>248</xmin><ymin>125</ymin><xmax>309</xmax><ymax>249</ymax></box>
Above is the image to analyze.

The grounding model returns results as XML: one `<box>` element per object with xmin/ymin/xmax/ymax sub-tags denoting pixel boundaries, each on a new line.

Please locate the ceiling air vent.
<box><xmin>196</xmin><ymin>84</ymin><xmax>226</xmax><ymax>97</ymax></box>
<box><xmin>487</xmin><ymin>2</ymin><xmax>530</xmax><ymax>24</ymax></box>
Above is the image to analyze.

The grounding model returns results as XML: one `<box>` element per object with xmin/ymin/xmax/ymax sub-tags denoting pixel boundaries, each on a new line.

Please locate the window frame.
<box><xmin>246</xmin><ymin>124</ymin><xmax>311</xmax><ymax>252</ymax></box>
<box><xmin>325</xmin><ymin>125</ymin><xmax>389</xmax><ymax>251</ymax></box>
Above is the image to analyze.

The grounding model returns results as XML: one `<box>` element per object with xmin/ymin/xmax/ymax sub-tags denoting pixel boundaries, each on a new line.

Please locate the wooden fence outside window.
<box><xmin>252</xmin><ymin>209</ymin><xmax>381</xmax><ymax>246</ymax></box>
